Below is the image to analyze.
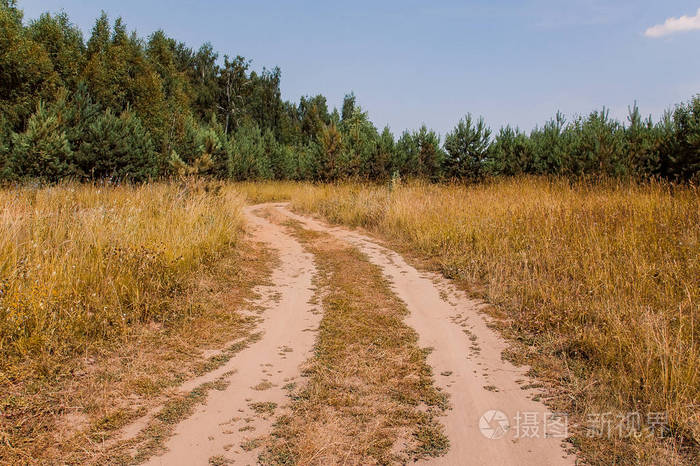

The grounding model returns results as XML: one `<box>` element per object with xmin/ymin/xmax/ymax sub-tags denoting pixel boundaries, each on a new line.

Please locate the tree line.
<box><xmin>1</xmin><ymin>1</ymin><xmax>698</xmax><ymax>184</ymax></box>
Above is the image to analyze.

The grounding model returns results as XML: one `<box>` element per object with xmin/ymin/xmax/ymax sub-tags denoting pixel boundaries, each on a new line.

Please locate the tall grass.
<box><xmin>241</xmin><ymin>178</ymin><xmax>699</xmax><ymax>459</ymax></box>
<box><xmin>0</xmin><ymin>182</ymin><xmax>244</xmax><ymax>376</ymax></box>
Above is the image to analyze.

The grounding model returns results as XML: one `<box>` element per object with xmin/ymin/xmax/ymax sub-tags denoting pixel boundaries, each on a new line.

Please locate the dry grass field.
<box><xmin>239</xmin><ymin>177</ymin><xmax>700</xmax><ymax>463</ymax></box>
<box><xmin>1</xmin><ymin>177</ymin><xmax>698</xmax><ymax>464</ymax></box>
<box><xmin>0</xmin><ymin>182</ymin><xmax>276</xmax><ymax>463</ymax></box>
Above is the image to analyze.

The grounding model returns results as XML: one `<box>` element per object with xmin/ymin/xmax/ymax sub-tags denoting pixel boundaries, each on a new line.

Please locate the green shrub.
<box><xmin>444</xmin><ymin>114</ymin><xmax>491</xmax><ymax>180</ymax></box>
<box><xmin>625</xmin><ymin>103</ymin><xmax>661</xmax><ymax>178</ymax></box>
<box><xmin>486</xmin><ymin>126</ymin><xmax>532</xmax><ymax>176</ymax></box>
<box><xmin>77</xmin><ymin>108</ymin><xmax>158</xmax><ymax>181</ymax></box>
<box><xmin>662</xmin><ymin>96</ymin><xmax>700</xmax><ymax>182</ymax></box>
<box><xmin>228</xmin><ymin>122</ymin><xmax>272</xmax><ymax>180</ymax></box>
<box><xmin>564</xmin><ymin>109</ymin><xmax>627</xmax><ymax>177</ymax></box>
<box><xmin>9</xmin><ymin>102</ymin><xmax>75</xmax><ymax>181</ymax></box>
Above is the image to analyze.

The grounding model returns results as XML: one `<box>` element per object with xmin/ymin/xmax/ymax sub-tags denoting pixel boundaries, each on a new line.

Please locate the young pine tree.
<box><xmin>485</xmin><ymin>126</ymin><xmax>531</xmax><ymax>176</ymax></box>
<box><xmin>77</xmin><ymin>108</ymin><xmax>158</xmax><ymax>181</ymax></box>
<box><xmin>625</xmin><ymin>102</ymin><xmax>660</xmax><ymax>178</ymax></box>
<box><xmin>415</xmin><ymin>125</ymin><xmax>445</xmax><ymax>181</ymax></box>
<box><xmin>443</xmin><ymin>114</ymin><xmax>490</xmax><ymax>181</ymax></box>
<box><xmin>662</xmin><ymin>96</ymin><xmax>700</xmax><ymax>182</ymax></box>
<box><xmin>9</xmin><ymin>102</ymin><xmax>75</xmax><ymax>181</ymax></box>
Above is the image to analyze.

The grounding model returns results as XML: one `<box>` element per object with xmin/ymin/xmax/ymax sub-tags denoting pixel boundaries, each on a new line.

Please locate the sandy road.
<box><xmin>268</xmin><ymin>203</ymin><xmax>574</xmax><ymax>466</ymax></box>
<box><xmin>141</xmin><ymin>203</ymin><xmax>575</xmax><ymax>465</ymax></box>
<box><xmin>145</xmin><ymin>205</ymin><xmax>321</xmax><ymax>465</ymax></box>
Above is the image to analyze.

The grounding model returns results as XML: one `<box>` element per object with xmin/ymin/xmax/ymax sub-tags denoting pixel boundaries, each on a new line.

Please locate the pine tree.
<box><xmin>486</xmin><ymin>126</ymin><xmax>531</xmax><ymax>176</ymax></box>
<box><xmin>663</xmin><ymin>96</ymin><xmax>700</xmax><ymax>182</ymax></box>
<box><xmin>77</xmin><ymin>108</ymin><xmax>158</xmax><ymax>181</ymax></box>
<box><xmin>341</xmin><ymin>92</ymin><xmax>356</xmax><ymax>122</ymax></box>
<box><xmin>9</xmin><ymin>102</ymin><xmax>75</xmax><ymax>181</ymax></box>
<box><xmin>625</xmin><ymin>102</ymin><xmax>660</xmax><ymax>178</ymax></box>
<box><xmin>318</xmin><ymin>121</ymin><xmax>343</xmax><ymax>181</ymax></box>
<box><xmin>228</xmin><ymin>122</ymin><xmax>271</xmax><ymax>180</ymax></box>
<box><xmin>415</xmin><ymin>126</ymin><xmax>444</xmax><ymax>181</ymax></box>
<box><xmin>565</xmin><ymin>109</ymin><xmax>626</xmax><ymax>177</ymax></box>
<box><xmin>529</xmin><ymin>112</ymin><xmax>567</xmax><ymax>175</ymax></box>
<box><xmin>444</xmin><ymin>114</ymin><xmax>490</xmax><ymax>181</ymax></box>
<box><xmin>370</xmin><ymin>126</ymin><xmax>395</xmax><ymax>181</ymax></box>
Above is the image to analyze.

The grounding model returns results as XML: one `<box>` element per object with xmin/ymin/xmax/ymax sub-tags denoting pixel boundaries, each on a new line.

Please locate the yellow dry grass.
<box><xmin>238</xmin><ymin>177</ymin><xmax>700</xmax><ymax>463</ymax></box>
<box><xmin>0</xmin><ymin>182</ymin><xmax>244</xmax><ymax>364</ymax></box>
<box><xmin>0</xmin><ymin>180</ymin><xmax>263</xmax><ymax>463</ymax></box>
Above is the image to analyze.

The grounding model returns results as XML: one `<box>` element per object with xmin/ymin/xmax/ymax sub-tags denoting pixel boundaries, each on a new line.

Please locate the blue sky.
<box><xmin>19</xmin><ymin>1</ymin><xmax>700</xmax><ymax>136</ymax></box>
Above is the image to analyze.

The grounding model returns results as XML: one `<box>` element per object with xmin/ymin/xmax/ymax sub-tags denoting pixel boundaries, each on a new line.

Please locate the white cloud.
<box><xmin>645</xmin><ymin>8</ymin><xmax>700</xmax><ymax>38</ymax></box>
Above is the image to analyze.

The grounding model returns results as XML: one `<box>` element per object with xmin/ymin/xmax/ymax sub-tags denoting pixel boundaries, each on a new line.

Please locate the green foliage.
<box><xmin>1</xmin><ymin>2</ymin><xmax>699</xmax><ymax>184</ymax></box>
<box><xmin>564</xmin><ymin>109</ymin><xmax>626</xmax><ymax>177</ymax></box>
<box><xmin>625</xmin><ymin>102</ymin><xmax>660</xmax><ymax>178</ymax></box>
<box><xmin>371</xmin><ymin>126</ymin><xmax>395</xmax><ymax>180</ymax></box>
<box><xmin>0</xmin><ymin>3</ymin><xmax>58</xmax><ymax>130</ymax></box>
<box><xmin>9</xmin><ymin>102</ymin><xmax>75</xmax><ymax>181</ymax></box>
<box><xmin>227</xmin><ymin>122</ymin><xmax>272</xmax><ymax>180</ymax></box>
<box><xmin>246</xmin><ymin>67</ymin><xmax>283</xmax><ymax>137</ymax></box>
<box><xmin>82</xmin><ymin>13</ymin><xmax>167</xmax><ymax>138</ymax></box>
<box><xmin>414</xmin><ymin>125</ymin><xmax>444</xmax><ymax>181</ymax></box>
<box><xmin>338</xmin><ymin>108</ymin><xmax>378</xmax><ymax>179</ymax></box>
<box><xmin>341</xmin><ymin>92</ymin><xmax>356</xmax><ymax>121</ymax></box>
<box><xmin>218</xmin><ymin>55</ymin><xmax>250</xmax><ymax>134</ymax></box>
<box><xmin>486</xmin><ymin>126</ymin><xmax>531</xmax><ymax>176</ymax></box>
<box><xmin>28</xmin><ymin>12</ymin><xmax>85</xmax><ymax>89</ymax></box>
<box><xmin>298</xmin><ymin>95</ymin><xmax>330</xmax><ymax>143</ymax></box>
<box><xmin>393</xmin><ymin>130</ymin><xmax>418</xmax><ymax>177</ymax></box>
<box><xmin>528</xmin><ymin>112</ymin><xmax>567</xmax><ymax>175</ymax></box>
<box><xmin>0</xmin><ymin>113</ymin><xmax>11</xmax><ymax>179</ymax></box>
<box><xmin>662</xmin><ymin>96</ymin><xmax>700</xmax><ymax>182</ymax></box>
<box><xmin>444</xmin><ymin>114</ymin><xmax>491</xmax><ymax>180</ymax></box>
<box><xmin>77</xmin><ymin>108</ymin><xmax>158</xmax><ymax>181</ymax></box>
<box><xmin>390</xmin><ymin>126</ymin><xmax>444</xmax><ymax>181</ymax></box>
<box><xmin>317</xmin><ymin>121</ymin><xmax>343</xmax><ymax>181</ymax></box>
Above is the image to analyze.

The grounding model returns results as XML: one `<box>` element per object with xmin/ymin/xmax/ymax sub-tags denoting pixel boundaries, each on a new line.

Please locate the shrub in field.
<box><xmin>228</xmin><ymin>122</ymin><xmax>273</xmax><ymax>180</ymax></box>
<box><xmin>486</xmin><ymin>125</ymin><xmax>531</xmax><ymax>176</ymax></box>
<box><xmin>76</xmin><ymin>108</ymin><xmax>158</xmax><ymax>181</ymax></box>
<box><xmin>564</xmin><ymin>109</ymin><xmax>627</xmax><ymax>177</ymax></box>
<box><xmin>444</xmin><ymin>114</ymin><xmax>491</xmax><ymax>180</ymax></box>
<box><xmin>663</xmin><ymin>96</ymin><xmax>700</xmax><ymax>182</ymax></box>
<box><xmin>9</xmin><ymin>102</ymin><xmax>75</xmax><ymax>181</ymax></box>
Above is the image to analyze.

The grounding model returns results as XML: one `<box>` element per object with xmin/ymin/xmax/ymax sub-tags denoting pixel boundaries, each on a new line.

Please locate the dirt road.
<box><xmin>138</xmin><ymin>203</ymin><xmax>575</xmax><ymax>465</ymax></box>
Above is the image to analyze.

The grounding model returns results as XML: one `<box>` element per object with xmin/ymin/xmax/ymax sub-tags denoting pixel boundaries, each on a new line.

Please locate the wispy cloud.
<box><xmin>645</xmin><ymin>8</ymin><xmax>700</xmax><ymax>38</ymax></box>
